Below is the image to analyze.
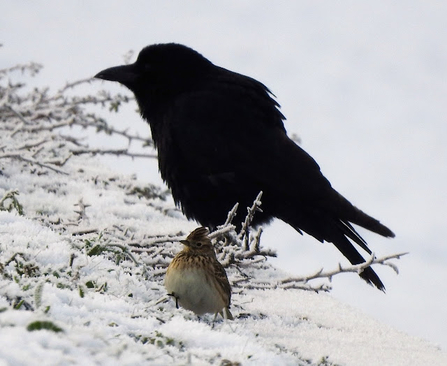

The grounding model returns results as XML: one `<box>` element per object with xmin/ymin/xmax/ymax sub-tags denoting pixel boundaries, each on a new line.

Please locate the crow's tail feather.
<box><xmin>330</xmin><ymin>229</ymin><xmax>385</xmax><ymax>291</ymax></box>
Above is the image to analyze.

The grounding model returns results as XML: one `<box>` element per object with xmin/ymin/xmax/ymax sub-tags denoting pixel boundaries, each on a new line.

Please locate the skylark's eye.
<box><xmin>196</xmin><ymin>242</ymin><xmax>202</xmax><ymax>247</ymax></box>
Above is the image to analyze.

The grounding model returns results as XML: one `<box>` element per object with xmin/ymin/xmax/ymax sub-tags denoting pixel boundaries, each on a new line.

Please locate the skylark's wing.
<box><xmin>212</xmin><ymin>260</ymin><xmax>232</xmax><ymax>304</ymax></box>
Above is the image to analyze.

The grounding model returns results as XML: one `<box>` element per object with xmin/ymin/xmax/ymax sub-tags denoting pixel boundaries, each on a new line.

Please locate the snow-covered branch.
<box><xmin>237</xmin><ymin>191</ymin><xmax>263</xmax><ymax>245</ymax></box>
<box><xmin>1</xmin><ymin>62</ymin><xmax>156</xmax><ymax>177</ymax></box>
<box><xmin>70</xmin><ymin>148</ymin><xmax>157</xmax><ymax>159</ymax></box>
<box><xmin>277</xmin><ymin>252</ymin><xmax>408</xmax><ymax>292</ymax></box>
<box><xmin>0</xmin><ymin>152</ymin><xmax>69</xmax><ymax>175</ymax></box>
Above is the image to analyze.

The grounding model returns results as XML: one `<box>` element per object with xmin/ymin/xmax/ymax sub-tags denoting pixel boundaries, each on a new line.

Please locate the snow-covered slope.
<box><xmin>0</xmin><ymin>160</ymin><xmax>445</xmax><ymax>365</ymax></box>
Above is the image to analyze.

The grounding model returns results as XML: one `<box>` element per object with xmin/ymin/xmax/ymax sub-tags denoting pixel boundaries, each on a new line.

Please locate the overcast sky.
<box><xmin>2</xmin><ymin>0</ymin><xmax>447</xmax><ymax>350</ymax></box>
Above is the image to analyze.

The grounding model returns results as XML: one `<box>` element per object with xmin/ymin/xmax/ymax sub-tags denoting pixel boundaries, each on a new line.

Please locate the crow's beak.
<box><xmin>94</xmin><ymin>64</ymin><xmax>137</xmax><ymax>89</ymax></box>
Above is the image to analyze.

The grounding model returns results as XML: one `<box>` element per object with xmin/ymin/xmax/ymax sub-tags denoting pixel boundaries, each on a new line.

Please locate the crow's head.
<box><xmin>95</xmin><ymin>43</ymin><xmax>214</xmax><ymax>98</ymax></box>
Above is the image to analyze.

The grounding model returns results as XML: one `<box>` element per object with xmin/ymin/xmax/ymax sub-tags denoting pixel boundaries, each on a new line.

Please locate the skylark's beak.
<box><xmin>180</xmin><ymin>239</ymin><xmax>191</xmax><ymax>247</ymax></box>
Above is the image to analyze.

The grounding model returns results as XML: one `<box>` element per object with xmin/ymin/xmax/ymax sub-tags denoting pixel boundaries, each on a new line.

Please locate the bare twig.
<box><xmin>208</xmin><ymin>224</ymin><xmax>236</xmax><ymax>240</ymax></box>
<box><xmin>70</xmin><ymin>148</ymin><xmax>157</xmax><ymax>159</ymax></box>
<box><xmin>221</xmin><ymin>203</ymin><xmax>239</xmax><ymax>227</ymax></box>
<box><xmin>279</xmin><ymin>252</ymin><xmax>408</xmax><ymax>286</ymax></box>
<box><xmin>238</xmin><ymin>191</ymin><xmax>263</xmax><ymax>243</ymax></box>
<box><xmin>6</xmin><ymin>105</ymin><xmax>33</xmax><ymax>125</ymax></box>
<box><xmin>0</xmin><ymin>153</ymin><xmax>69</xmax><ymax>175</ymax></box>
<box><xmin>73</xmin><ymin>198</ymin><xmax>91</xmax><ymax>221</ymax></box>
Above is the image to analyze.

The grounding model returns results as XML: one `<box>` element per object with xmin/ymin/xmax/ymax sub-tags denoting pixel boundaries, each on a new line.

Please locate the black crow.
<box><xmin>95</xmin><ymin>43</ymin><xmax>395</xmax><ymax>290</ymax></box>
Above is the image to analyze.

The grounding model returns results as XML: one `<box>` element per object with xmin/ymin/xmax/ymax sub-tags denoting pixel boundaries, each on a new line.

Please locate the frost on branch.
<box><xmin>0</xmin><ymin>61</ymin><xmax>156</xmax><ymax>179</ymax></box>
<box><xmin>278</xmin><ymin>252</ymin><xmax>408</xmax><ymax>292</ymax></box>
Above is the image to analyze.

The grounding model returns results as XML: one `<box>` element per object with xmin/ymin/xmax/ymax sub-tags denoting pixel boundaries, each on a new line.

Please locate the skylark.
<box><xmin>165</xmin><ymin>227</ymin><xmax>233</xmax><ymax>320</ymax></box>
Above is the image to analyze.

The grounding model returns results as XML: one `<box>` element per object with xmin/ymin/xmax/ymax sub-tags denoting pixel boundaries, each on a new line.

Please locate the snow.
<box><xmin>1</xmin><ymin>209</ymin><xmax>446</xmax><ymax>366</ymax></box>
<box><xmin>0</xmin><ymin>205</ymin><xmax>446</xmax><ymax>365</ymax></box>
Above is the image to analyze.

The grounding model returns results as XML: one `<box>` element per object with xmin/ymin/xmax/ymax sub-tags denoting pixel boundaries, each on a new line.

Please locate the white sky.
<box><xmin>2</xmin><ymin>0</ymin><xmax>447</xmax><ymax>350</ymax></box>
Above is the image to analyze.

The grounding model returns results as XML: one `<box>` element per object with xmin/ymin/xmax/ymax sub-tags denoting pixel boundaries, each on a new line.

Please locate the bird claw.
<box><xmin>167</xmin><ymin>292</ymin><xmax>179</xmax><ymax>309</ymax></box>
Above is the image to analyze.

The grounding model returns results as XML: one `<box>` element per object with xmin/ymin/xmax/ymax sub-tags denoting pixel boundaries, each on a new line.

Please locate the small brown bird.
<box><xmin>165</xmin><ymin>227</ymin><xmax>233</xmax><ymax>320</ymax></box>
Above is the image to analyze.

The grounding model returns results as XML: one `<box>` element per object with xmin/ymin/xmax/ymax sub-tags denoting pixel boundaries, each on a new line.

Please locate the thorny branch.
<box><xmin>277</xmin><ymin>252</ymin><xmax>408</xmax><ymax>292</ymax></box>
<box><xmin>70</xmin><ymin>148</ymin><xmax>157</xmax><ymax>159</ymax></box>
<box><xmin>238</xmin><ymin>191</ymin><xmax>263</xmax><ymax>247</ymax></box>
<box><xmin>1</xmin><ymin>62</ymin><xmax>155</xmax><ymax>177</ymax></box>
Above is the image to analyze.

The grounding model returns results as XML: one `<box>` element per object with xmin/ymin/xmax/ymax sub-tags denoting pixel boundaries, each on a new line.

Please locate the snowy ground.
<box><xmin>0</xmin><ymin>145</ymin><xmax>446</xmax><ymax>365</ymax></box>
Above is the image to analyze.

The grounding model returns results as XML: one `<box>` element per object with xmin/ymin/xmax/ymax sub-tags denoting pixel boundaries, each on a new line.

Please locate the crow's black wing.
<box><xmin>154</xmin><ymin>76</ymin><xmax>392</xmax><ymax>289</ymax></box>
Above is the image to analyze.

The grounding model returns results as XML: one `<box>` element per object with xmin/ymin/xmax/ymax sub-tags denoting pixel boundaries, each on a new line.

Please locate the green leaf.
<box><xmin>27</xmin><ymin>321</ymin><xmax>64</xmax><ymax>333</ymax></box>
